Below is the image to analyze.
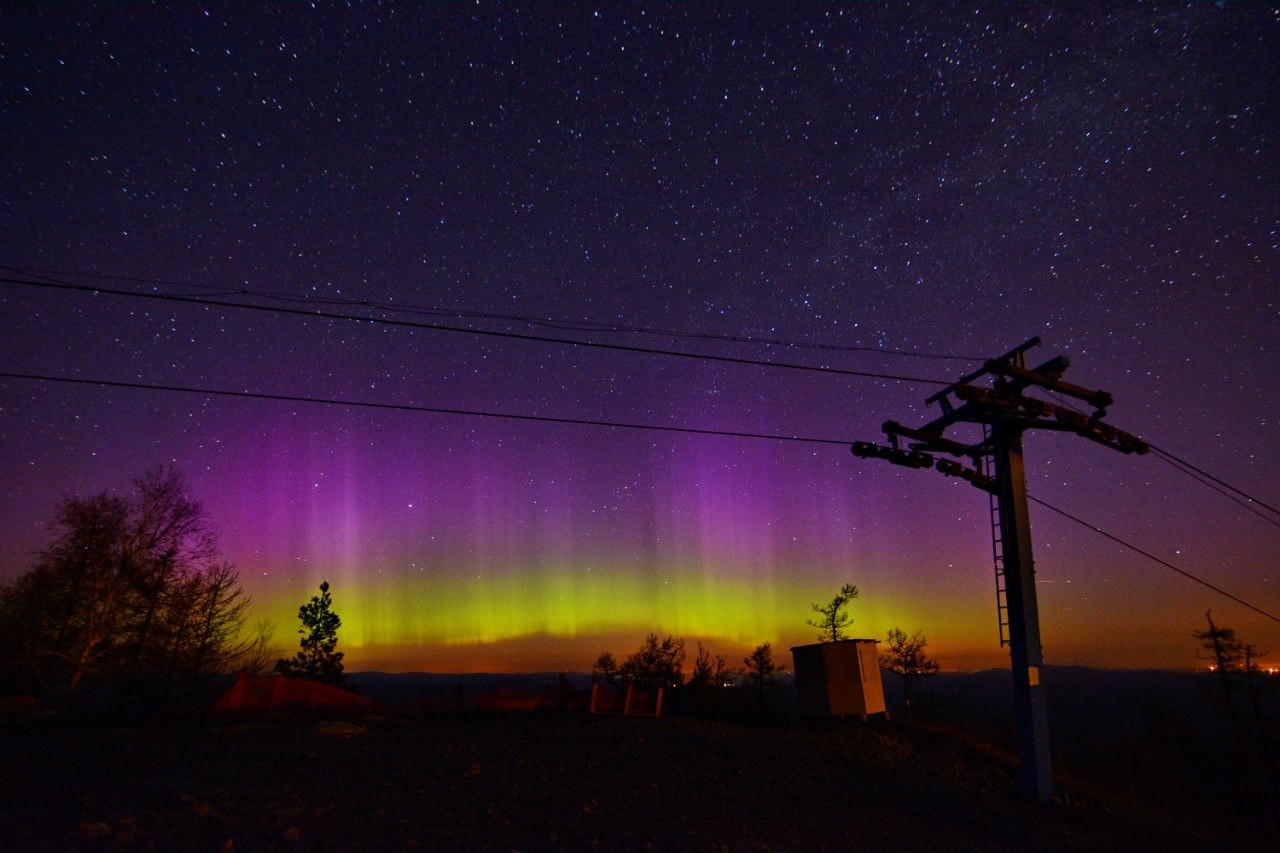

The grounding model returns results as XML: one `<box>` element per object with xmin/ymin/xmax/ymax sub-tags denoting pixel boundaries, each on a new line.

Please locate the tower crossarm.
<box><xmin>882</xmin><ymin>420</ymin><xmax>984</xmax><ymax>458</ymax></box>
<box><xmin>951</xmin><ymin>387</ymin><xmax>1148</xmax><ymax>454</ymax></box>
<box><xmin>985</xmin><ymin>357</ymin><xmax>1114</xmax><ymax>416</ymax></box>
<box><xmin>851</xmin><ymin>440</ymin><xmax>995</xmax><ymax>492</ymax></box>
<box><xmin>923</xmin><ymin>337</ymin><xmax>1042</xmax><ymax>420</ymax></box>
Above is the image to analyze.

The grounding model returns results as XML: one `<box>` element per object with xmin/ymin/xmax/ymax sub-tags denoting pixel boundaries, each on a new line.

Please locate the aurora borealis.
<box><xmin>1</xmin><ymin>4</ymin><xmax>1276</xmax><ymax>673</ymax></box>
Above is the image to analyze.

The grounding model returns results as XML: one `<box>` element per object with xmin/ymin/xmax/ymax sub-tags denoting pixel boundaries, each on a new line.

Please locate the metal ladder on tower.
<box><xmin>983</xmin><ymin>425</ymin><xmax>1010</xmax><ymax>647</ymax></box>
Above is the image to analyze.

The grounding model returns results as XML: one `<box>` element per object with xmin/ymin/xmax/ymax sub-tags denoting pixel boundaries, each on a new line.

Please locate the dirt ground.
<box><xmin>0</xmin><ymin>710</ymin><xmax>1262</xmax><ymax>852</ymax></box>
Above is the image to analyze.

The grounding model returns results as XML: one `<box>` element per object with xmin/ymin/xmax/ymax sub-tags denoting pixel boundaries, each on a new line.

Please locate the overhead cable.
<box><xmin>1</xmin><ymin>263</ymin><xmax>983</xmax><ymax>362</ymax></box>
<box><xmin>0</xmin><ymin>275</ymin><xmax>950</xmax><ymax>386</ymax></box>
<box><xmin>1015</xmin><ymin>387</ymin><xmax>1278</xmax><ymax>530</ymax></box>
<box><xmin>1028</xmin><ymin>494</ymin><xmax>1280</xmax><ymax>625</ymax></box>
<box><xmin>1148</xmin><ymin>443</ymin><xmax>1280</xmax><ymax>519</ymax></box>
<box><xmin>7</xmin><ymin>369</ymin><xmax>1276</xmax><ymax>624</ymax></box>
<box><xmin>0</xmin><ymin>370</ymin><xmax>851</xmax><ymax>447</ymax></box>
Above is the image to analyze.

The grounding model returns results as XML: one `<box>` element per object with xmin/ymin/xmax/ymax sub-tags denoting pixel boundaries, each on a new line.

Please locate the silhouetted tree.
<box><xmin>687</xmin><ymin>642</ymin><xmax>730</xmax><ymax>689</ymax></box>
<box><xmin>592</xmin><ymin>651</ymin><xmax>619</xmax><ymax>684</ymax></box>
<box><xmin>1195</xmin><ymin>610</ymin><xmax>1244</xmax><ymax>726</ymax></box>
<box><xmin>237</xmin><ymin>618</ymin><xmax>281</xmax><ymax>675</ymax></box>
<box><xmin>880</xmin><ymin>626</ymin><xmax>940</xmax><ymax>720</ymax></box>
<box><xmin>620</xmin><ymin>633</ymin><xmax>685</xmax><ymax>688</ymax></box>
<box><xmin>742</xmin><ymin>642</ymin><xmax>779</xmax><ymax>699</ymax></box>
<box><xmin>0</xmin><ymin>467</ymin><xmax>250</xmax><ymax>696</ymax></box>
<box><xmin>275</xmin><ymin>581</ymin><xmax>346</xmax><ymax>687</ymax></box>
<box><xmin>1</xmin><ymin>493</ymin><xmax>131</xmax><ymax>693</ymax></box>
<box><xmin>808</xmin><ymin>583</ymin><xmax>859</xmax><ymax>642</ymax></box>
<box><xmin>166</xmin><ymin>561</ymin><xmax>253</xmax><ymax>679</ymax></box>
<box><xmin>118</xmin><ymin>467</ymin><xmax>218</xmax><ymax>680</ymax></box>
<box><xmin>1241</xmin><ymin>645</ymin><xmax>1274</xmax><ymax>733</ymax></box>
<box><xmin>1194</xmin><ymin>611</ymin><xmax>1275</xmax><ymax>747</ymax></box>
<box><xmin>681</xmin><ymin>642</ymin><xmax>730</xmax><ymax>717</ymax></box>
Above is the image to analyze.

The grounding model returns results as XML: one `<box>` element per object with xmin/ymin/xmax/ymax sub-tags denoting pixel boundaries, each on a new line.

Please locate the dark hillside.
<box><xmin>0</xmin><ymin>701</ymin><xmax>1266</xmax><ymax>852</ymax></box>
<box><xmin>883</xmin><ymin>665</ymin><xmax>1278</xmax><ymax>840</ymax></box>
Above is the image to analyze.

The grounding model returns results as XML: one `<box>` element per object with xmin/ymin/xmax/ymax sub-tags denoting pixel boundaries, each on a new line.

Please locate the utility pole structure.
<box><xmin>852</xmin><ymin>338</ymin><xmax>1147</xmax><ymax>802</ymax></box>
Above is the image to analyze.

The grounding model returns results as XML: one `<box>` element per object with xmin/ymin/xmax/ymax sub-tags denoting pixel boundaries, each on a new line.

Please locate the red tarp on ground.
<box><xmin>212</xmin><ymin>672</ymin><xmax>386</xmax><ymax>715</ymax></box>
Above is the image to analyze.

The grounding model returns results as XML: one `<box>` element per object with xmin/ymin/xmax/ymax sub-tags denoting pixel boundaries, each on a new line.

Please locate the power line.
<box><xmin>10</xmin><ymin>270</ymin><xmax>1272</xmax><ymax>518</ymax></box>
<box><xmin>1148</xmin><ymin>442</ymin><xmax>1280</xmax><ymax>520</ymax></box>
<box><xmin>1016</xmin><ymin>381</ymin><xmax>1279</xmax><ymax>530</ymax></box>
<box><xmin>1043</xmin><ymin>390</ymin><xmax>1280</xmax><ymax>528</ymax></box>
<box><xmin>1028</xmin><ymin>494</ymin><xmax>1280</xmax><ymax>625</ymax></box>
<box><xmin>0</xmin><ymin>370</ymin><xmax>852</xmax><ymax>447</ymax></box>
<box><xmin>7</xmin><ymin>370</ymin><xmax>1276</xmax><ymax>626</ymax></box>
<box><xmin>0</xmin><ymin>274</ymin><xmax>952</xmax><ymax>387</ymax></box>
<box><xmin>0</xmin><ymin>263</ymin><xmax>984</xmax><ymax>362</ymax></box>
<box><xmin>9</xmin><ymin>267</ymin><xmax>1275</xmax><ymax>622</ymax></box>
<box><xmin>1149</xmin><ymin>451</ymin><xmax>1280</xmax><ymax>530</ymax></box>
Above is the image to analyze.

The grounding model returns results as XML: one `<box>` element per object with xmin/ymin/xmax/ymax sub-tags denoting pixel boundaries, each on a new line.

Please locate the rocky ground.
<box><xmin>0</xmin><ymin>707</ymin><xmax>1265</xmax><ymax>853</ymax></box>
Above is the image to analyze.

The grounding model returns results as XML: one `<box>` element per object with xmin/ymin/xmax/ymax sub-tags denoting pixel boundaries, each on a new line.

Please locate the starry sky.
<box><xmin>1</xmin><ymin>3</ymin><xmax>1276</xmax><ymax>673</ymax></box>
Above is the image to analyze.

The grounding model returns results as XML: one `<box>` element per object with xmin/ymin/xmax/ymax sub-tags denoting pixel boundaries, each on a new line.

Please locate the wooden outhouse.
<box><xmin>790</xmin><ymin>639</ymin><xmax>888</xmax><ymax>720</ymax></box>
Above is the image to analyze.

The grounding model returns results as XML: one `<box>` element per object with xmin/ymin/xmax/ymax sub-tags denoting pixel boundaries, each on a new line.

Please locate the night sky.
<box><xmin>2</xmin><ymin>4</ymin><xmax>1276</xmax><ymax>673</ymax></box>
